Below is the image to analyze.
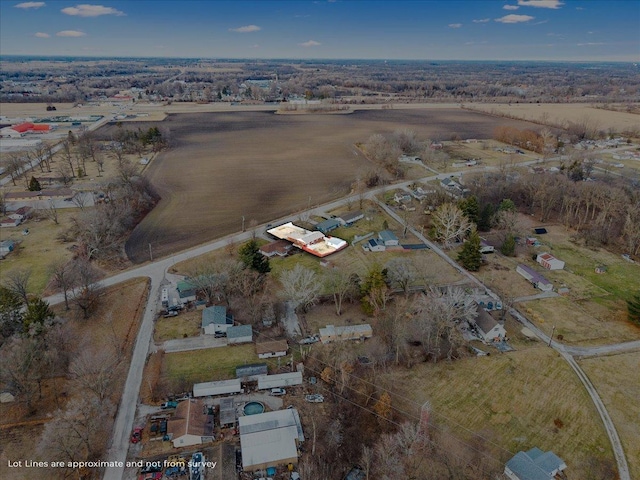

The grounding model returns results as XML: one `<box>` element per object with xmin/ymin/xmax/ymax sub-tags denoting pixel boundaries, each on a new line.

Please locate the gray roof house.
<box><xmin>505</xmin><ymin>448</ymin><xmax>567</xmax><ymax>480</ymax></box>
<box><xmin>227</xmin><ymin>324</ymin><xmax>253</xmax><ymax>345</ymax></box>
<box><xmin>378</xmin><ymin>230</ymin><xmax>399</xmax><ymax>246</ymax></box>
<box><xmin>202</xmin><ymin>306</ymin><xmax>234</xmax><ymax>335</ymax></box>
<box><xmin>316</xmin><ymin>218</ymin><xmax>341</xmax><ymax>234</ymax></box>
<box><xmin>338</xmin><ymin>210</ymin><xmax>364</xmax><ymax>226</ymax></box>
<box><xmin>473</xmin><ymin>307</ymin><xmax>506</xmax><ymax>343</ymax></box>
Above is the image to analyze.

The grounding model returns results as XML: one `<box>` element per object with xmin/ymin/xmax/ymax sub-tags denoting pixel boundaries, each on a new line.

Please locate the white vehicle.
<box><xmin>270</xmin><ymin>388</ymin><xmax>286</xmax><ymax>396</ymax></box>
<box><xmin>305</xmin><ymin>394</ymin><xmax>324</xmax><ymax>403</ymax></box>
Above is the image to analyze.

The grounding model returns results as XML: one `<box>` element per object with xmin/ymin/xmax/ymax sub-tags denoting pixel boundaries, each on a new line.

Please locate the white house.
<box><xmin>167</xmin><ymin>399</ymin><xmax>214</xmax><ymax>448</ymax></box>
<box><xmin>256</xmin><ymin>340</ymin><xmax>289</xmax><ymax>359</ymax></box>
<box><xmin>473</xmin><ymin>307</ymin><xmax>506</xmax><ymax>343</ymax></box>
<box><xmin>536</xmin><ymin>252</ymin><xmax>565</xmax><ymax>270</ymax></box>
<box><xmin>201</xmin><ymin>306</ymin><xmax>234</xmax><ymax>335</ymax></box>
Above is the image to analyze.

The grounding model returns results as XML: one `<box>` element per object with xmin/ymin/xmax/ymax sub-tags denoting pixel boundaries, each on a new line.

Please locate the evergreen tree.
<box><xmin>238</xmin><ymin>239</ymin><xmax>271</xmax><ymax>274</ymax></box>
<box><xmin>23</xmin><ymin>298</ymin><xmax>55</xmax><ymax>333</ymax></box>
<box><xmin>458</xmin><ymin>195</ymin><xmax>480</xmax><ymax>224</ymax></box>
<box><xmin>477</xmin><ymin>203</ymin><xmax>495</xmax><ymax>232</ymax></box>
<box><xmin>360</xmin><ymin>266</ymin><xmax>389</xmax><ymax>316</ymax></box>
<box><xmin>501</xmin><ymin>233</ymin><xmax>517</xmax><ymax>256</ymax></box>
<box><xmin>627</xmin><ymin>292</ymin><xmax>640</xmax><ymax>326</ymax></box>
<box><xmin>28</xmin><ymin>176</ymin><xmax>41</xmax><ymax>192</ymax></box>
<box><xmin>458</xmin><ymin>230</ymin><xmax>482</xmax><ymax>271</ymax></box>
<box><xmin>0</xmin><ymin>286</ymin><xmax>23</xmax><ymax>338</ymax></box>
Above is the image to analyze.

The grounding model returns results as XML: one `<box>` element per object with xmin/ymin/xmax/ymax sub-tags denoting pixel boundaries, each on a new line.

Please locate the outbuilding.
<box><xmin>226</xmin><ymin>324</ymin><xmax>253</xmax><ymax>345</ymax></box>
<box><xmin>239</xmin><ymin>409</ymin><xmax>304</xmax><ymax>472</ymax></box>
<box><xmin>319</xmin><ymin>324</ymin><xmax>373</xmax><ymax>344</ymax></box>
<box><xmin>236</xmin><ymin>363</ymin><xmax>268</xmax><ymax>380</ymax></box>
<box><xmin>363</xmin><ymin>238</ymin><xmax>386</xmax><ymax>252</ymax></box>
<box><xmin>516</xmin><ymin>264</ymin><xmax>553</xmax><ymax>292</ymax></box>
<box><xmin>378</xmin><ymin>230</ymin><xmax>399</xmax><ymax>246</ymax></box>
<box><xmin>536</xmin><ymin>252</ymin><xmax>565</xmax><ymax>270</ymax></box>
<box><xmin>504</xmin><ymin>448</ymin><xmax>566</xmax><ymax>480</ymax></box>
<box><xmin>257</xmin><ymin>372</ymin><xmax>303</xmax><ymax>390</ymax></box>
<box><xmin>0</xmin><ymin>240</ymin><xmax>15</xmax><ymax>256</ymax></box>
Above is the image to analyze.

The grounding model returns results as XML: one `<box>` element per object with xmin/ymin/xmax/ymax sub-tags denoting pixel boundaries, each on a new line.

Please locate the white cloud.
<box><xmin>61</xmin><ymin>4</ymin><xmax>125</xmax><ymax>17</ymax></box>
<box><xmin>15</xmin><ymin>2</ymin><xmax>45</xmax><ymax>9</ymax></box>
<box><xmin>56</xmin><ymin>30</ymin><xmax>86</xmax><ymax>37</ymax></box>
<box><xmin>299</xmin><ymin>40</ymin><xmax>321</xmax><ymax>47</ymax></box>
<box><xmin>448</xmin><ymin>23</ymin><xmax>462</xmax><ymax>28</ymax></box>
<box><xmin>229</xmin><ymin>24</ymin><xmax>261</xmax><ymax>33</ymax></box>
<box><xmin>517</xmin><ymin>0</ymin><xmax>563</xmax><ymax>9</ymax></box>
<box><xmin>495</xmin><ymin>14</ymin><xmax>534</xmax><ymax>23</ymax></box>
<box><xmin>503</xmin><ymin>5</ymin><xmax>520</xmax><ymax>10</ymax></box>
<box><xmin>34</xmin><ymin>32</ymin><xmax>50</xmax><ymax>38</ymax></box>
<box><xmin>577</xmin><ymin>42</ymin><xmax>605</xmax><ymax>46</ymax></box>
<box><xmin>473</xmin><ymin>18</ymin><xmax>491</xmax><ymax>23</ymax></box>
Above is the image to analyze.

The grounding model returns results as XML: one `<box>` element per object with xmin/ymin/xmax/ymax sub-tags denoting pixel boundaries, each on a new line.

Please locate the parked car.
<box><xmin>161</xmin><ymin>401</ymin><xmax>178</xmax><ymax>409</ymax></box>
<box><xmin>299</xmin><ymin>335</ymin><xmax>320</xmax><ymax>345</ymax></box>
<box><xmin>270</xmin><ymin>388</ymin><xmax>286</xmax><ymax>396</ymax></box>
<box><xmin>305</xmin><ymin>394</ymin><xmax>324</xmax><ymax>403</ymax></box>
<box><xmin>163</xmin><ymin>311</ymin><xmax>178</xmax><ymax>318</ymax></box>
<box><xmin>130</xmin><ymin>426</ymin><xmax>143</xmax><ymax>443</ymax></box>
<box><xmin>214</xmin><ymin>332</ymin><xmax>227</xmax><ymax>338</ymax></box>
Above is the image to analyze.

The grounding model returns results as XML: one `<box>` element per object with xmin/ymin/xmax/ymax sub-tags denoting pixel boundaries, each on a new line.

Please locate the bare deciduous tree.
<box><xmin>3</xmin><ymin>268</ymin><xmax>31</xmax><ymax>305</ymax></box>
<box><xmin>325</xmin><ymin>269</ymin><xmax>355</xmax><ymax>316</ymax></box>
<box><xmin>70</xmin><ymin>258</ymin><xmax>102</xmax><ymax>319</ymax></box>
<box><xmin>69</xmin><ymin>348</ymin><xmax>122</xmax><ymax>401</ymax></box>
<box><xmin>279</xmin><ymin>264</ymin><xmax>322</xmax><ymax>313</ymax></box>
<box><xmin>431</xmin><ymin>203</ymin><xmax>472</xmax><ymax>249</ymax></box>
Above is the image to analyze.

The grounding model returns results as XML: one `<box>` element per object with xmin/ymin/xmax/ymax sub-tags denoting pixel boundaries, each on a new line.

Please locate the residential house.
<box><xmin>259</xmin><ymin>239</ymin><xmax>292</xmax><ymax>257</ymax></box>
<box><xmin>440</xmin><ymin>177</ymin><xmax>461</xmax><ymax>190</ymax></box>
<box><xmin>226</xmin><ymin>324</ymin><xmax>253</xmax><ymax>345</ymax></box>
<box><xmin>256</xmin><ymin>340</ymin><xmax>289</xmax><ymax>359</ymax></box>
<box><xmin>516</xmin><ymin>264</ymin><xmax>553</xmax><ymax>292</ymax></box>
<box><xmin>472</xmin><ymin>307</ymin><xmax>506</xmax><ymax>343</ymax></box>
<box><xmin>378</xmin><ymin>230</ymin><xmax>399</xmax><ymax>246</ymax></box>
<box><xmin>338</xmin><ymin>210</ymin><xmax>364</xmax><ymax>226</ymax></box>
<box><xmin>0</xmin><ymin>217</ymin><xmax>20</xmax><ymax>228</ymax></box>
<box><xmin>319</xmin><ymin>324</ymin><xmax>373</xmax><ymax>344</ymax></box>
<box><xmin>9</xmin><ymin>206</ymin><xmax>32</xmax><ymax>222</ymax></box>
<box><xmin>315</xmin><ymin>218</ymin><xmax>341</xmax><ymax>234</ymax></box>
<box><xmin>0</xmin><ymin>239</ymin><xmax>15</xmax><ymax>256</ymax></box>
<box><xmin>177</xmin><ymin>279</ymin><xmax>198</xmax><ymax>302</ymax></box>
<box><xmin>363</xmin><ymin>238</ymin><xmax>386</xmax><ymax>252</ymax></box>
<box><xmin>257</xmin><ymin>372</ymin><xmax>303</xmax><ymax>390</ymax></box>
<box><xmin>536</xmin><ymin>253</ymin><xmax>565</xmax><ymax>271</ymax></box>
<box><xmin>393</xmin><ymin>192</ymin><xmax>412</xmax><ymax>204</ymax></box>
<box><xmin>202</xmin><ymin>306</ymin><xmax>234</xmax><ymax>335</ymax></box>
<box><xmin>504</xmin><ymin>448</ymin><xmax>567</xmax><ymax>480</ymax></box>
<box><xmin>167</xmin><ymin>399</ymin><xmax>215</xmax><ymax>448</ymax></box>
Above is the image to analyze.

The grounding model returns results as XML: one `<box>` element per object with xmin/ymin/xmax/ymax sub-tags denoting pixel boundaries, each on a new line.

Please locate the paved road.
<box><xmin>41</xmin><ymin>160</ymin><xmax>634</xmax><ymax>480</ymax></box>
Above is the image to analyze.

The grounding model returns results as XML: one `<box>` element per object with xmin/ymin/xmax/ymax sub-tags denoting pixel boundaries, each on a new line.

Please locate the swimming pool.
<box><xmin>243</xmin><ymin>401</ymin><xmax>265</xmax><ymax>415</ymax></box>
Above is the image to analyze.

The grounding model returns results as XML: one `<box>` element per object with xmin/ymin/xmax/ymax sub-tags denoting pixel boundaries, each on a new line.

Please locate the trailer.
<box><xmin>257</xmin><ymin>372</ymin><xmax>303</xmax><ymax>390</ymax></box>
<box><xmin>193</xmin><ymin>378</ymin><xmax>243</xmax><ymax>397</ymax></box>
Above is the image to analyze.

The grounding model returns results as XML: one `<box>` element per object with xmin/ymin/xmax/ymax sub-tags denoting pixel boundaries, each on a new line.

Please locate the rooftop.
<box><xmin>256</xmin><ymin>340</ymin><xmax>289</xmax><ymax>355</ymax></box>
<box><xmin>227</xmin><ymin>324</ymin><xmax>253</xmax><ymax>339</ymax></box>
<box><xmin>202</xmin><ymin>306</ymin><xmax>233</xmax><ymax>327</ymax></box>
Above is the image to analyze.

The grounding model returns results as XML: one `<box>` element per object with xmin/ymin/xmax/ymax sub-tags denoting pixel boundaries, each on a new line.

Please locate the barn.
<box><xmin>536</xmin><ymin>253</ymin><xmax>565</xmax><ymax>270</ymax></box>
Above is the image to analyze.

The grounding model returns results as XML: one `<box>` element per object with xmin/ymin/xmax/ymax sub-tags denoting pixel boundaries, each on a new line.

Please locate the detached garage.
<box><xmin>536</xmin><ymin>252</ymin><xmax>565</xmax><ymax>270</ymax></box>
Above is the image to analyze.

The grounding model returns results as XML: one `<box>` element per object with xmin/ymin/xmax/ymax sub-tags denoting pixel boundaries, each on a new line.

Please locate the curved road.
<box><xmin>43</xmin><ymin>167</ymin><xmax>634</xmax><ymax>480</ymax></box>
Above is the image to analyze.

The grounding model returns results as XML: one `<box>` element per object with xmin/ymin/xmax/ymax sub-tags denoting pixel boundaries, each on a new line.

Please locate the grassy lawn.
<box><xmin>0</xmin><ymin>210</ymin><xmax>77</xmax><ymax>295</ymax></box>
<box><xmin>162</xmin><ymin>344</ymin><xmax>282</xmax><ymax>385</ymax></box>
<box><xmin>154</xmin><ymin>310</ymin><xmax>202</xmax><ymax>342</ymax></box>
<box><xmin>580</xmin><ymin>352</ymin><xmax>640</xmax><ymax>480</ymax></box>
<box><xmin>381</xmin><ymin>345</ymin><xmax>613</xmax><ymax>479</ymax></box>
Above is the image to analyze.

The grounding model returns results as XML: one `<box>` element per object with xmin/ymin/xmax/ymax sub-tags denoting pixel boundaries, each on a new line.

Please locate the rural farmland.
<box><xmin>111</xmin><ymin>109</ymin><xmax>544</xmax><ymax>262</ymax></box>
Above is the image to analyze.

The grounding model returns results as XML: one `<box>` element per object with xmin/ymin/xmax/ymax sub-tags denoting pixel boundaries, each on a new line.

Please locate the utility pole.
<box><xmin>548</xmin><ymin>325</ymin><xmax>556</xmax><ymax>347</ymax></box>
<box><xmin>148</xmin><ymin>243</ymin><xmax>153</xmax><ymax>262</ymax></box>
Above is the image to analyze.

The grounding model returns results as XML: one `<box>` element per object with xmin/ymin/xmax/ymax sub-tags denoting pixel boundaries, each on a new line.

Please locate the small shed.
<box><xmin>537</xmin><ymin>252</ymin><xmax>565</xmax><ymax>270</ymax></box>
<box><xmin>202</xmin><ymin>306</ymin><xmax>234</xmax><ymax>335</ymax></box>
<box><xmin>316</xmin><ymin>218</ymin><xmax>341</xmax><ymax>234</ymax></box>
<box><xmin>0</xmin><ymin>239</ymin><xmax>15</xmax><ymax>255</ymax></box>
<box><xmin>219</xmin><ymin>397</ymin><xmax>236</xmax><ymax>428</ymax></box>
<box><xmin>177</xmin><ymin>279</ymin><xmax>198</xmax><ymax>302</ymax></box>
<box><xmin>226</xmin><ymin>324</ymin><xmax>253</xmax><ymax>345</ymax></box>
<box><xmin>378</xmin><ymin>230</ymin><xmax>399</xmax><ymax>246</ymax></box>
<box><xmin>595</xmin><ymin>265</ymin><xmax>607</xmax><ymax>274</ymax></box>
<box><xmin>256</xmin><ymin>340</ymin><xmax>289</xmax><ymax>359</ymax></box>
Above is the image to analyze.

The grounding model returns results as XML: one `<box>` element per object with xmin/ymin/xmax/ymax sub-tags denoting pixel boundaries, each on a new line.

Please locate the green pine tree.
<box><xmin>501</xmin><ymin>233</ymin><xmax>516</xmax><ymax>256</ymax></box>
<box><xmin>239</xmin><ymin>239</ymin><xmax>271</xmax><ymax>274</ymax></box>
<box><xmin>477</xmin><ymin>203</ymin><xmax>495</xmax><ymax>232</ymax></box>
<box><xmin>458</xmin><ymin>230</ymin><xmax>482</xmax><ymax>271</ymax></box>
<box><xmin>458</xmin><ymin>195</ymin><xmax>480</xmax><ymax>224</ymax></box>
<box><xmin>627</xmin><ymin>292</ymin><xmax>640</xmax><ymax>326</ymax></box>
<box><xmin>28</xmin><ymin>176</ymin><xmax>41</xmax><ymax>192</ymax></box>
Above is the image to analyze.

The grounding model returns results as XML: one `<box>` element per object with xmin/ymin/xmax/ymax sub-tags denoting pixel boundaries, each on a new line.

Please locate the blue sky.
<box><xmin>1</xmin><ymin>0</ymin><xmax>639</xmax><ymax>61</ymax></box>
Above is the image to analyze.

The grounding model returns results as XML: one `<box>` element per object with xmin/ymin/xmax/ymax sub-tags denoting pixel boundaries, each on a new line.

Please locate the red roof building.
<box><xmin>10</xmin><ymin>122</ymin><xmax>50</xmax><ymax>133</ymax></box>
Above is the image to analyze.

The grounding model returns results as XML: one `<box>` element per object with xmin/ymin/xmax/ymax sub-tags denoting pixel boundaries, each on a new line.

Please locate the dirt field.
<box><xmin>381</xmin><ymin>345</ymin><xmax>614</xmax><ymax>479</ymax></box>
<box><xmin>104</xmin><ymin>109</ymin><xmax>544</xmax><ymax>263</ymax></box>
<box><xmin>465</xmin><ymin>103</ymin><xmax>640</xmax><ymax>134</ymax></box>
<box><xmin>580</xmin><ymin>352</ymin><xmax>640</xmax><ymax>480</ymax></box>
